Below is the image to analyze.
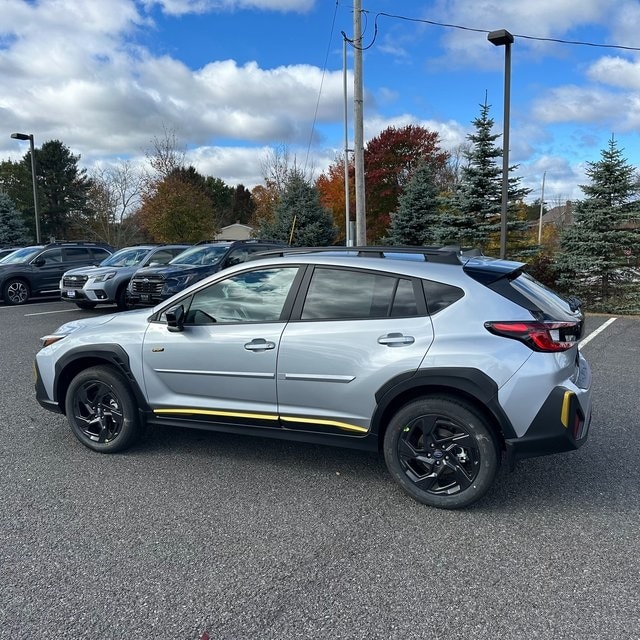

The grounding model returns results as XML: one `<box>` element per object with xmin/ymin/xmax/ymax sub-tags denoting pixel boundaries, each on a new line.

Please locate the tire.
<box><xmin>3</xmin><ymin>278</ymin><xmax>30</xmax><ymax>305</ymax></box>
<box><xmin>383</xmin><ymin>396</ymin><xmax>500</xmax><ymax>509</ymax></box>
<box><xmin>65</xmin><ymin>365</ymin><xmax>142</xmax><ymax>453</ymax></box>
<box><xmin>115</xmin><ymin>284</ymin><xmax>132</xmax><ymax>311</ymax></box>
<box><xmin>75</xmin><ymin>301</ymin><xmax>96</xmax><ymax>310</ymax></box>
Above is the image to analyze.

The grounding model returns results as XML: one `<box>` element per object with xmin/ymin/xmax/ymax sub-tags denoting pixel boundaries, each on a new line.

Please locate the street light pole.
<box><xmin>10</xmin><ymin>132</ymin><xmax>41</xmax><ymax>244</ymax></box>
<box><xmin>538</xmin><ymin>170</ymin><xmax>546</xmax><ymax>245</ymax></box>
<box><xmin>487</xmin><ymin>29</ymin><xmax>514</xmax><ymax>260</ymax></box>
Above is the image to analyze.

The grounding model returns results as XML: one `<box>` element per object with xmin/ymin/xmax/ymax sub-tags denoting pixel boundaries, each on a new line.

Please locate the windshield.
<box><xmin>170</xmin><ymin>245</ymin><xmax>229</xmax><ymax>266</ymax></box>
<box><xmin>0</xmin><ymin>246</ymin><xmax>43</xmax><ymax>265</ymax></box>
<box><xmin>100</xmin><ymin>247</ymin><xmax>151</xmax><ymax>267</ymax></box>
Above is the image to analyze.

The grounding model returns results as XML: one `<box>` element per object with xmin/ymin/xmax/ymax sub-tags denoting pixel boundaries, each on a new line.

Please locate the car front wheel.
<box><xmin>383</xmin><ymin>396</ymin><xmax>500</xmax><ymax>509</ymax></box>
<box><xmin>65</xmin><ymin>366</ymin><xmax>142</xmax><ymax>453</ymax></box>
<box><xmin>3</xmin><ymin>278</ymin><xmax>30</xmax><ymax>305</ymax></box>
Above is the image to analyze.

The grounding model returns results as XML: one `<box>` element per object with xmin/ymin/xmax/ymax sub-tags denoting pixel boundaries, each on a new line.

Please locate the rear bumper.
<box><xmin>505</xmin><ymin>385</ymin><xmax>592</xmax><ymax>466</ymax></box>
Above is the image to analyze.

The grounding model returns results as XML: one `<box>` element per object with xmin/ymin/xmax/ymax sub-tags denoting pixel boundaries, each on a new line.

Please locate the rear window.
<box><xmin>509</xmin><ymin>272</ymin><xmax>578</xmax><ymax>321</ymax></box>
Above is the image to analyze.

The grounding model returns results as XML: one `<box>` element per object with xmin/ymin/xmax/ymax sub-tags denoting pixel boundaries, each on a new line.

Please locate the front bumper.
<box><xmin>34</xmin><ymin>359</ymin><xmax>61</xmax><ymax>414</ymax></box>
<box><xmin>505</xmin><ymin>385</ymin><xmax>592</xmax><ymax>466</ymax></box>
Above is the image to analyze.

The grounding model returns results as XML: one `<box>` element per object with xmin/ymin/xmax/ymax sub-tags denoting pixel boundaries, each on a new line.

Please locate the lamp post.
<box><xmin>10</xmin><ymin>132</ymin><xmax>41</xmax><ymax>244</ymax></box>
<box><xmin>538</xmin><ymin>170</ymin><xmax>546</xmax><ymax>245</ymax></box>
<box><xmin>487</xmin><ymin>29</ymin><xmax>514</xmax><ymax>260</ymax></box>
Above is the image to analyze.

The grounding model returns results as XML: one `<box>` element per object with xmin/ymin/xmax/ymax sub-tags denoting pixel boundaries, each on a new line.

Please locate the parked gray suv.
<box><xmin>60</xmin><ymin>244</ymin><xmax>190</xmax><ymax>310</ymax></box>
<box><xmin>34</xmin><ymin>246</ymin><xmax>593</xmax><ymax>509</ymax></box>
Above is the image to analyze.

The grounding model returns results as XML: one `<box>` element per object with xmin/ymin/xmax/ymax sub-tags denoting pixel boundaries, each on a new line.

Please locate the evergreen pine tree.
<box><xmin>447</xmin><ymin>100</ymin><xmax>529</xmax><ymax>252</ymax></box>
<box><xmin>387</xmin><ymin>160</ymin><xmax>457</xmax><ymax>246</ymax></box>
<box><xmin>0</xmin><ymin>191</ymin><xmax>32</xmax><ymax>245</ymax></box>
<box><xmin>556</xmin><ymin>136</ymin><xmax>640</xmax><ymax>312</ymax></box>
<box><xmin>258</xmin><ymin>170</ymin><xmax>337</xmax><ymax>246</ymax></box>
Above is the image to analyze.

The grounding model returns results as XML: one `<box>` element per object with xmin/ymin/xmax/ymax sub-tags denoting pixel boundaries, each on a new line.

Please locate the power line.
<box><xmin>348</xmin><ymin>10</ymin><xmax>640</xmax><ymax>53</ymax></box>
<box><xmin>304</xmin><ymin>0</ymin><xmax>341</xmax><ymax>173</ymax></box>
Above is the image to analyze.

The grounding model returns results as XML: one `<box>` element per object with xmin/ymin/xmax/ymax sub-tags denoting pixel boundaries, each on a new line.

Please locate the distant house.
<box><xmin>215</xmin><ymin>223</ymin><xmax>254</xmax><ymax>240</ymax></box>
<box><xmin>540</xmin><ymin>201</ymin><xmax>573</xmax><ymax>229</ymax></box>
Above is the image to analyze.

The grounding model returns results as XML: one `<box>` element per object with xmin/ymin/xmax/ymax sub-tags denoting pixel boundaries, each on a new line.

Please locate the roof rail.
<box><xmin>43</xmin><ymin>240</ymin><xmax>112</xmax><ymax>248</ymax></box>
<box><xmin>254</xmin><ymin>245</ymin><xmax>472</xmax><ymax>265</ymax></box>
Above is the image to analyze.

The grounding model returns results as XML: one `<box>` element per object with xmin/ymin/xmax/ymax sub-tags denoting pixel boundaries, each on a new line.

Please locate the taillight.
<box><xmin>484</xmin><ymin>321</ymin><xmax>580</xmax><ymax>352</ymax></box>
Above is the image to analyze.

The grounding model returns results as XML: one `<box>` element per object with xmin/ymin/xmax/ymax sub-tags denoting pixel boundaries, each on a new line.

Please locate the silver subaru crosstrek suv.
<box><xmin>35</xmin><ymin>247</ymin><xmax>592</xmax><ymax>509</ymax></box>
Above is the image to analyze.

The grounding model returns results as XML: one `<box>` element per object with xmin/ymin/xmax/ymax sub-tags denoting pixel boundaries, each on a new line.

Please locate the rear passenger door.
<box><xmin>276</xmin><ymin>266</ymin><xmax>434</xmax><ymax>436</ymax></box>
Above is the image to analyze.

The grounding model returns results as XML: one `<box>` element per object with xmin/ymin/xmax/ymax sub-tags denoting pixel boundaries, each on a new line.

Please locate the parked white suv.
<box><xmin>60</xmin><ymin>244</ymin><xmax>190</xmax><ymax>310</ymax></box>
<box><xmin>35</xmin><ymin>246</ymin><xmax>592</xmax><ymax>509</ymax></box>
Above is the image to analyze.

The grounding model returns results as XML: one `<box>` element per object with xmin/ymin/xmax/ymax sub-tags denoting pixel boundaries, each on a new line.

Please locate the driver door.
<box><xmin>141</xmin><ymin>266</ymin><xmax>300</xmax><ymax>428</ymax></box>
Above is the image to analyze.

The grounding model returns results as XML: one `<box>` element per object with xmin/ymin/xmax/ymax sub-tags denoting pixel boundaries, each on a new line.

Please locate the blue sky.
<box><xmin>2</xmin><ymin>0</ymin><xmax>640</xmax><ymax>206</ymax></box>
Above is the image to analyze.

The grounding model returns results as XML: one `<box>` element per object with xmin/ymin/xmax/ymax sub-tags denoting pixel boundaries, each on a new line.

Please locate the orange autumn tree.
<box><xmin>316</xmin><ymin>153</ymin><xmax>354</xmax><ymax>243</ymax></box>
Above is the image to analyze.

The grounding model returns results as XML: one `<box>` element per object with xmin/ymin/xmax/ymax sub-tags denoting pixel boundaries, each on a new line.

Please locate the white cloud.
<box><xmin>588</xmin><ymin>57</ymin><xmax>640</xmax><ymax>90</ymax></box>
<box><xmin>531</xmin><ymin>85</ymin><xmax>637</xmax><ymax>130</ymax></box>
<box><xmin>144</xmin><ymin>0</ymin><xmax>314</xmax><ymax>16</ymax></box>
<box><xmin>363</xmin><ymin>114</ymin><xmax>467</xmax><ymax>152</ymax></box>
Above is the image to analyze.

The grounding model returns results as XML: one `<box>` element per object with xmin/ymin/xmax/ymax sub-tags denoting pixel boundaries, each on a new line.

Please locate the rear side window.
<box><xmin>301</xmin><ymin>267</ymin><xmax>421</xmax><ymax>320</ymax></box>
<box><xmin>422</xmin><ymin>280</ymin><xmax>464</xmax><ymax>315</ymax></box>
<box><xmin>65</xmin><ymin>248</ymin><xmax>92</xmax><ymax>261</ymax></box>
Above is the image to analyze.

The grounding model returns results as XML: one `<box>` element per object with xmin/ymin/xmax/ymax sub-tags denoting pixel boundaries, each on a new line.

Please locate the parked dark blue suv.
<box><xmin>0</xmin><ymin>241</ymin><xmax>112</xmax><ymax>305</ymax></box>
<box><xmin>127</xmin><ymin>240</ymin><xmax>286</xmax><ymax>306</ymax></box>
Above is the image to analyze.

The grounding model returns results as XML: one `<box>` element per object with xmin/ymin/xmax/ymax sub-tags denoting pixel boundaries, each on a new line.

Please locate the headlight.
<box><xmin>92</xmin><ymin>271</ymin><xmax>117</xmax><ymax>282</ymax></box>
<box><xmin>172</xmin><ymin>274</ymin><xmax>197</xmax><ymax>287</ymax></box>
<box><xmin>40</xmin><ymin>334</ymin><xmax>67</xmax><ymax>348</ymax></box>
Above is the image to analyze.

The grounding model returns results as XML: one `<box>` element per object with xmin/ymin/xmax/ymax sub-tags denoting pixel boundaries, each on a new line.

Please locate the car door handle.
<box><xmin>378</xmin><ymin>332</ymin><xmax>415</xmax><ymax>346</ymax></box>
<box><xmin>244</xmin><ymin>338</ymin><xmax>276</xmax><ymax>352</ymax></box>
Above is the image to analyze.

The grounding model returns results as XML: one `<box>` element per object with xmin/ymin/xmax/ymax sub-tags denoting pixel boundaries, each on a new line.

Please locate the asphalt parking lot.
<box><xmin>1</xmin><ymin>299</ymin><xmax>639</xmax><ymax>640</ymax></box>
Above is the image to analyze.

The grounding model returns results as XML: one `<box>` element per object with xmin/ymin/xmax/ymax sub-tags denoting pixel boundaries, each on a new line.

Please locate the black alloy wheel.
<box><xmin>3</xmin><ymin>278</ymin><xmax>30</xmax><ymax>305</ymax></box>
<box><xmin>65</xmin><ymin>366</ymin><xmax>141</xmax><ymax>453</ymax></box>
<box><xmin>384</xmin><ymin>396</ymin><xmax>500</xmax><ymax>509</ymax></box>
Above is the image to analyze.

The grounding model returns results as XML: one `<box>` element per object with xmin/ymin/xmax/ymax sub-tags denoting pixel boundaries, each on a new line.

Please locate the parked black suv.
<box><xmin>128</xmin><ymin>240</ymin><xmax>286</xmax><ymax>306</ymax></box>
<box><xmin>0</xmin><ymin>241</ymin><xmax>113</xmax><ymax>305</ymax></box>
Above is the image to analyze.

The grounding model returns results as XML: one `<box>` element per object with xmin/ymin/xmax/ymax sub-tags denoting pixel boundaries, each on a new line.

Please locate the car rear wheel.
<box><xmin>3</xmin><ymin>278</ymin><xmax>30</xmax><ymax>305</ymax></box>
<box><xmin>65</xmin><ymin>366</ymin><xmax>142</xmax><ymax>453</ymax></box>
<box><xmin>383</xmin><ymin>396</ymin><xmax>500</xmax><ymax>509</ymax></box>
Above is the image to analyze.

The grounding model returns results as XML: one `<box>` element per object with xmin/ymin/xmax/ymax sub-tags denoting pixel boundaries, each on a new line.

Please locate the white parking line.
<box><xmin>579</xmin><ymin>317</ymin><xmax>617</xmax><ymax>348</ymax></box>
<box><xmin>23</xmin><ymin>309</ymin><xmax>80</xmax><ymax>317</ymax></box>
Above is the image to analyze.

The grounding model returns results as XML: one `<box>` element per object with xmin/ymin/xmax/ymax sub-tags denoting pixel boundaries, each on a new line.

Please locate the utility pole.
<box><xmin>353</xmin><ymin>0</ymin><xmax>366</xmax><ymax>245</ymax></box>
<box><xmin>343</xmin><ymin>34</ymin><xmax>352</xmax><ymax>246</ymax></box>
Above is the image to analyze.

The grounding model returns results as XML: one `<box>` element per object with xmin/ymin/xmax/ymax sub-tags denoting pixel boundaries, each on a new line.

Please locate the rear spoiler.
<box><xmin>462</xmin><ymin>257</ymin><xmax>525</xmax><ymax>285</ymax></box>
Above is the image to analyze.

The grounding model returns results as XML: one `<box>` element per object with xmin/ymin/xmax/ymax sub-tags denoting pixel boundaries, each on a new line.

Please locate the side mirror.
<box><xmin>166</xmin><ymin>304</ymin><xmax>185</xmax><ymax>333</ymax></box>
<box><xmin>32</xmin><ymin>257</ymin><xmax>45</xmax><ymax>267</ymax></box>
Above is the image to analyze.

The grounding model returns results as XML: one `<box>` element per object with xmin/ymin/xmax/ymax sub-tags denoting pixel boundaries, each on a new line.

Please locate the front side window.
<box><xmin>184</xmin><ymin>267</ymin><xmax>299</xmax><ymax>324</ymax></box>
<box><xmin>146</xmin><ymin>249</ymin><xmax>183</xmax><ymax>266</ymax></box>
<box><xmin>36</xmin><ymin>249</ymin><xmax>62</xmax><ymax>265</ymax></box>
<box><xmin>301</xmin><ymin>268</ymin><xmax>420</xmax><ymax>320</ymax></box>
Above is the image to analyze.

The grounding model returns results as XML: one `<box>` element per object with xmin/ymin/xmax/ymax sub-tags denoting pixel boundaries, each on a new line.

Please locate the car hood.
<box><xmin>64</xmin><ymin>265</ymin><xmax>137</xmax><ymax>277</ymax></box>
<box><xmin>133</xmin><ymin>264</ymin><xmax>212</xmax><ymax>278</ymax></box>
<box><xmin>50</xmin><ymin>307</ymin><xmax>151</xmax><ymax>336</ymax></box>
